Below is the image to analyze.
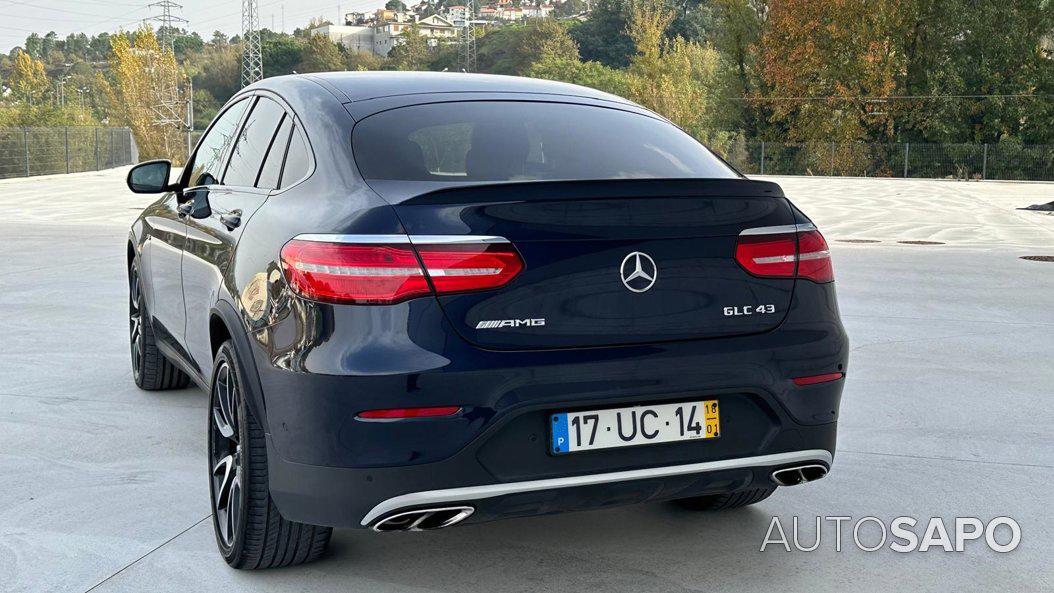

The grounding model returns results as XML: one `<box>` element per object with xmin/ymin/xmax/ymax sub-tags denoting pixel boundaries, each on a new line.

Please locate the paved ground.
<box><xmin>1</xmin><ymin>170</ymin><xmax>1052</xmax><ymax>593</ymax></box>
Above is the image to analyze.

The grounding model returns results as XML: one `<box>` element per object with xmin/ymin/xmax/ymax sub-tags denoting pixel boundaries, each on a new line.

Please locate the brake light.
<box><xmin>735</xmin><ymin>226</ymin><xmax>834</xmax><ymax>283</ymax></box>
<box><xmin>796</xmin><ymin>230</ymin><xmax>834</xmax><ymax>283</ymax></box>
<box><xmin>280</xmin><ymin>237</ymin><xmax>524</xmax><ymax>305</ymax></box>
<box><xmin>415</xmin><ymin>243</ymin><xmax>524</xmax><ymax>295</ymax></box>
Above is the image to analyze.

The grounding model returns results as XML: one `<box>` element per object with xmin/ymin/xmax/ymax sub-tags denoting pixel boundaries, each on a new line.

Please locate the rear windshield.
<box><xmin>351</xmin><ymin>101</ymin><xmax>737</xmax><ymax>183</ymax></box>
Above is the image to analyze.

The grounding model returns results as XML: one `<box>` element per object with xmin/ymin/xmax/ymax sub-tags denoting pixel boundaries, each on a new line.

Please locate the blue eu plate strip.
<box><xmin>550</xmin><ymin>413</ymin><xmax>570</xmax><ymax>455</ymax></box>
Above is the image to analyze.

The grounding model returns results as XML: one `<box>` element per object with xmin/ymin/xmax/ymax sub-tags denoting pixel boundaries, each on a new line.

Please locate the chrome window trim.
<box><xmin>739</xmin><ymin>223</ymin><xmax>818</xmax><ymax>236</ymax></box>
<box><xmin>359</xmin><ymin>449</ymin><xmax>833</xmax><ymax>526</ymax></box>
<box><xmin>409</xmin><ymin>235</ymin><xmax>509</xmax><ymax>245</ymax></box>
<box><xmin>290</xmin><ymin>234</ymin><xmax>509</xmax><ymax>244</ymax></box>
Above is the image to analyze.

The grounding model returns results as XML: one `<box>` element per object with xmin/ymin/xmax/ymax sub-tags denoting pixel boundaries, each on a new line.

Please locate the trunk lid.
<box><xmin>388</xmin><ymin>179</ymin><xmax>796</xmax><ymax>350</ymax></box>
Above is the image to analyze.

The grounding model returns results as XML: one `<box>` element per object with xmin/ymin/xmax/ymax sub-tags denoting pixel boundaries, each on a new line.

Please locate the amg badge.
<box><xmin>475</xmin><ymin>318</ymin><xmax>546</xmax><ymax>329</ymax></box>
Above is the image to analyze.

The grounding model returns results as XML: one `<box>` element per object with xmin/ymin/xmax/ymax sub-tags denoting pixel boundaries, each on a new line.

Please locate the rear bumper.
<box><xmin>251</xmin><ymin>281</ymin><xmax>847</xmax><ymax>529</ymax></box>
<box><xmin>361</xmin><ymin>449</ymin><xmax>831</xmax><ymax>526</ymax></box>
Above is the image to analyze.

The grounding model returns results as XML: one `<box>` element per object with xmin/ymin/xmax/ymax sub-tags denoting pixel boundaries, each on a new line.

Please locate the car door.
<box><xmin>139</xmin><ymin>191</ymin><xmax>188</xmax><ymax>351</ymax></box>
<box><xmin>181</xmin><ymin>94</ymin><xmax>291</xmax><ymax>376</ymax></box>
<box><xmin>141</xmin><ymin>97</ymin><xmax>249</xmax><ymax>355</ymax></box>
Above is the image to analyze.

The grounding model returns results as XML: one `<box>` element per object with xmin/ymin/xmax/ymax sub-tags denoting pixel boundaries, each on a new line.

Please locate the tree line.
<box><xmin>2</xmin><ymin>0</ymin><xmax>1052</xmax><ymax>163</ymax></box>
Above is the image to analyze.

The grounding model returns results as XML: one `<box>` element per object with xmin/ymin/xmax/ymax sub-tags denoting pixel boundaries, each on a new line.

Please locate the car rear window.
<box><xmin>351</xmin><ymin>101</ymin><xmax>737</xmax><ymax>182</ymax></box>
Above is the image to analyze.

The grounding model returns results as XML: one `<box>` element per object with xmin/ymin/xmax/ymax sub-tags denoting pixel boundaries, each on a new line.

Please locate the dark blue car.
<box><xmin>125</xmin><ymin>72</ymin><xmax>847</xmax><ymax>569</ymax></box>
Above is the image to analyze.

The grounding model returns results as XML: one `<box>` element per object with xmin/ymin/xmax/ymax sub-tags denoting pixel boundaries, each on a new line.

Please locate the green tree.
<box><xmin>346</xmin><ymin>50</ymin><xmax>386</xmax><ymax>71</ymax></box>
<box><xmin>388</xmin><ymin>23</ymin><xmax>430</xmax><ymax>71</ymax></box>
<box><xmin>298</xmin><ymin>34</ymin><xmax>345</xmax><ymax>73</ymax></box>
<box><xmin>173</xmin><ymin>32</ymin><xmax>204</xmax><ymax>59</ymax></box>
<box><xmin>190</xmin><ymin>44</ymin><xmax>242</xmax><ymax>104</ymax></box>
<box><xmin>529</xmin><ymin>56</ymin><xmax>629</xmax><ymax>96</ymax></box>
<box><xmin>262</xmin><ymin>33</ymin><xmax>304</xmax><ymax>76</ymax></box>
<box><xmin>512</xmin><ymin>19</ymin><xmax>579</xmax><ymax>75</ymax></box>
<box><xmin>570</xmin><ymin>0</ymin><xmax>635</xmax><ymax>68</ymax></box>
<box><xmin>623</xmin><ymin>0</ymin><xmax>732</xmax><ymax>149</ymax></box>
<box><xmin>710</xmin><ymin>0</ymin><xmax>767</xmax><ymax>136</ymax></box>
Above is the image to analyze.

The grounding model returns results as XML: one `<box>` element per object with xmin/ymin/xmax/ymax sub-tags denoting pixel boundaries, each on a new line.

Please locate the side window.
<box><xmin>279</xmin><ymin>125</ymin><xmax>311</xmax><ymax>189</ymax></box>
<box><xmin>223</xmin><ymin>97</ymin><xmax>286</xmax><ymax>187</ymax></box>
<box><xmin>257</xmin><ymin>115</ymin><xmax>292</xmax><ymax>190</ymax></box>
<box><xmin>185</xmin><ymin>98</ymin><xmax>249</xmax><ymax>187</ymax></box>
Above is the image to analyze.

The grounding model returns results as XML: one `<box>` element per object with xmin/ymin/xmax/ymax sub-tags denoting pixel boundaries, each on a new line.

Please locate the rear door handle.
<box><xmin>220</xmin><ymin>211</ymin><xmax>242</xmax><ymax>230</ymax></box>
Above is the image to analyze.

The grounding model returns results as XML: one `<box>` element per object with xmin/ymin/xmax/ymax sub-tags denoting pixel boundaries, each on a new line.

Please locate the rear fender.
<box><xmin>210</xmin><ymin>300</ymin><xmax>269</xmax><ymax>429</ymax></box>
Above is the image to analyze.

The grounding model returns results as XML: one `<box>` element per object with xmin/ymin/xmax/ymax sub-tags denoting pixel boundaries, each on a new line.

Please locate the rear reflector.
<box><xmin>792</xmin><ymin>372</ymin><xmax>844</xmax><ymax>386</ymax></box>
<box><xmin>280</xmin><ymin>237</ymin><xmax>524</xmax><ymax>305</ymax></box>
<box><xmin>735</xmin><ymin>226</ymin><xmax>834</xmax><ymax>283</ymax></box>
<box><xmin>357</xmin><ymin>406</ymin><xmax>462</xmax><ymax>419</ymax></box>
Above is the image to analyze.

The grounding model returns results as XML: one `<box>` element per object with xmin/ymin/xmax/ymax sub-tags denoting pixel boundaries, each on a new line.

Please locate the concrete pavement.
<box><xmin>1</xmin><ymin>170</ymin><xmax>1052</xmax><ymax>592</ymax></box>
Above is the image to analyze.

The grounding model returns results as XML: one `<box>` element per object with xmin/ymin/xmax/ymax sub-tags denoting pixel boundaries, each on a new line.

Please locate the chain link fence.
<box><xmin>725</xmin><ymin>141</ymin><xmax>1054</xmax><ymax>181</ymax></box>
<box><xmin>0</xmin><ymin>127</ymin><xmax>136</xmax><ymax>180</ymax></box>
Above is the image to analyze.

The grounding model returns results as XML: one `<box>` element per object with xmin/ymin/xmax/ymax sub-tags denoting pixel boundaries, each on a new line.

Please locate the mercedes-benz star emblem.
<box><xmin>620</xmin><ymin>252</ymin><xmax>658</xmax><ymax>293</ymax></box>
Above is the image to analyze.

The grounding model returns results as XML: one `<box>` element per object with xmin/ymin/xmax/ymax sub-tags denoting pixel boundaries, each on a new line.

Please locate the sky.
<box><xmin>0</xmin><ymin>0</ymin><xmax>389</xmax><ymax>53</ymax></box>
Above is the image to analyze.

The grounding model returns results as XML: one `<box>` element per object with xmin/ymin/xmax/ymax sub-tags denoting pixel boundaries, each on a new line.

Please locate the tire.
<box><xmin>673</xmin><ymin>486</ymin><xmax>776</xmax><ymax>511</ymax></box>
<box><xmin>208</xmin><ymin>340</ymin><xmax>332</xmax><ymax>569</ymax></box>
<box><xmin>129</xmin><ymin>259</ymin><xmax>190</xmax><ymax>390</ymax></box>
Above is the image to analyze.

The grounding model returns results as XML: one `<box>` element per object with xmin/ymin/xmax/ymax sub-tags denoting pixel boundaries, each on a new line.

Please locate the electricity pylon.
<box><xmin>148</xmin><ymin>0</ymin><xmax>188</xmax><ymax>52</ymax></box>
<box><xmin>459</xmin><ymin>0</ymin><xmax>477</xmax><ymax>73</ymax></box>
<box><xmin>148</xmin><ymin>0</ymin><xmax>193</xmax><ymax>161</ymax></box>
<box><xmin>242</xmin><ymin>0</ymin><xmax>263</xmax><ymax>87</ymax></box>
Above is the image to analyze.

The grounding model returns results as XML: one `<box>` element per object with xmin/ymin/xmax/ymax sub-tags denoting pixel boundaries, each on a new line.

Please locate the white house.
<box><xmin>372</xmin><ymin>13</ymin><xmax>458</xmax><ymax>56</ymax></box>
<box><xmin>445</xmin><ymin>5</ymin><xmax>469</xmax><ymax>23</ymax></box>
<box><xmin>309</xmin><ymin>23</ymin><xmax>374</xmax><ymax>54</ymax></box>
<box><xmin>311</xmin><ymin>12</ymin><xmax>458</xmax><ymax>57</ymax></box>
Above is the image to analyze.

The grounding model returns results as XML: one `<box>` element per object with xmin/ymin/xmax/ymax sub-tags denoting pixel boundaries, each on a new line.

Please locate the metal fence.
<box><xmin>0</xmin><ymin>127</ymin><xmax>136</xmax><ymax>179</ymax></box>
<box><xmin>5</xmin><ymin>128</ymin><xmax>1054</xmax><ymax>183</ymax></box>
<box><xmin>725</xmin><ymin>141</ymin><xmax>1054</xmax><ymax>181</ymax></box>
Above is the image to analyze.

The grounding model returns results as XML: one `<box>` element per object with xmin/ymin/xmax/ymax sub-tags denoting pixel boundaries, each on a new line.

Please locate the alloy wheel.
<box><xmin>129</xmin><ymin>265</ymin><xmax>144</xmax><ymax>381</ymax></box>
<box><xmin>210</xmin><ymin>361</ymin><xmax>243</xmax><ymax>550</ymax></box>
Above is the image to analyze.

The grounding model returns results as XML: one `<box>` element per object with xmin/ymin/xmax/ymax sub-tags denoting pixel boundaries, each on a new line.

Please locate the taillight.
<box><xmin>415</xmin><ymin>243</ymin><xmax>524</xmax><ymax>294</ymax></box>
<box><xmin>280</xmin><ymin>236</ymin><xmax>524</xmax><ymax>305</ymax></box>
<box><xmin>735</xmin><ymin>225</ymin><xmax>834</xmax><ymax>283</ymax></box>
<box><xmin>796</xmin><ymin>230</ymin><xmax>834</xmax><ymax>283</ymax></box>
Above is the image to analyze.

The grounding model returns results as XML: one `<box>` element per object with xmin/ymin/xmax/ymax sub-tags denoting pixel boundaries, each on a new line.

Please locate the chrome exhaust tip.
<box><xmin>371</xmin><ymin>506</ymin><xmax>475</xmax><ymax>532</ymax></box>
<box><xmin>771</xmin><ymin>464</ymin><xmax>829</xmax><ymax>487</ymax></box>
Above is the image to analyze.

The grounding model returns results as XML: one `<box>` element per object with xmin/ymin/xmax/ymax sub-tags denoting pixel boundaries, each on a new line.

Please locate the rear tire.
<box><xmin>673</xmin><ymin>486</ymin><xmax>776</xmax><ymax>511</ymax></box>
<box><xmin>208</xmin><ymin>340</ymin><xmax>332</xmax><ymax>569</ymax></box>
<box><xmin>129</xmin><ymin>259</ymin><xmax>190</xmax><ymax>391</ymax></box>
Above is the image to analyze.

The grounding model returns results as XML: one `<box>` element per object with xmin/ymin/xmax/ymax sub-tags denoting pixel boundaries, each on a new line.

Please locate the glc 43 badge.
<box><xmin>724</xmin><ymin>304</ymin><xmax>777</xmax><ymax>316</ymax></box>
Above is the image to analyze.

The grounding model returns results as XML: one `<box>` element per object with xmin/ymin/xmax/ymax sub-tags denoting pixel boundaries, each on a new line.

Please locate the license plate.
<box><xmin>550</xmin><ymin>400</ymin><xmax>720</xmax><ymax>455</ymax></box>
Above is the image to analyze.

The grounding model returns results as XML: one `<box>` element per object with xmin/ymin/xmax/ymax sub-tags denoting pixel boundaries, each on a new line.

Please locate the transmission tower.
<box><xmin>148</xmin><ymin>0</ymin><xmax>193</xmax><ymax>161</ymax></box>
<box><xmin>458</xmin><ymin>0</ymin><xmax>477</xmax><ymax>73</ymax></box>
<box><xmin>148</xmin><ymin>1</ymin><xmax>188</xmax><ymax>52</ymax></box>
<box><xmin>242</xmin><ymin>0</ymin><xmax>263</xmax><ymax>87</ymax></box>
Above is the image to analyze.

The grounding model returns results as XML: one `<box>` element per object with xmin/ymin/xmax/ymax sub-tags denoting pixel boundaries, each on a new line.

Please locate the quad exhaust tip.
<box><xmin>771</xmin><ymin>464</ymin><xmax>829</xmax><ymax>487</ymax></box>
<box><xmin>371</xmin><ymin>506</ymin><xmax>475</xmax><ymax>532</ymax></box>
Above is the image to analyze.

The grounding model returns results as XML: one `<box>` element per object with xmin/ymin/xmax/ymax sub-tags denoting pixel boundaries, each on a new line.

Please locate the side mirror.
<box><xmin>127</xmin><ymin>160</ymin><xmax>175</xmax><ymax>194</ymax></box>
